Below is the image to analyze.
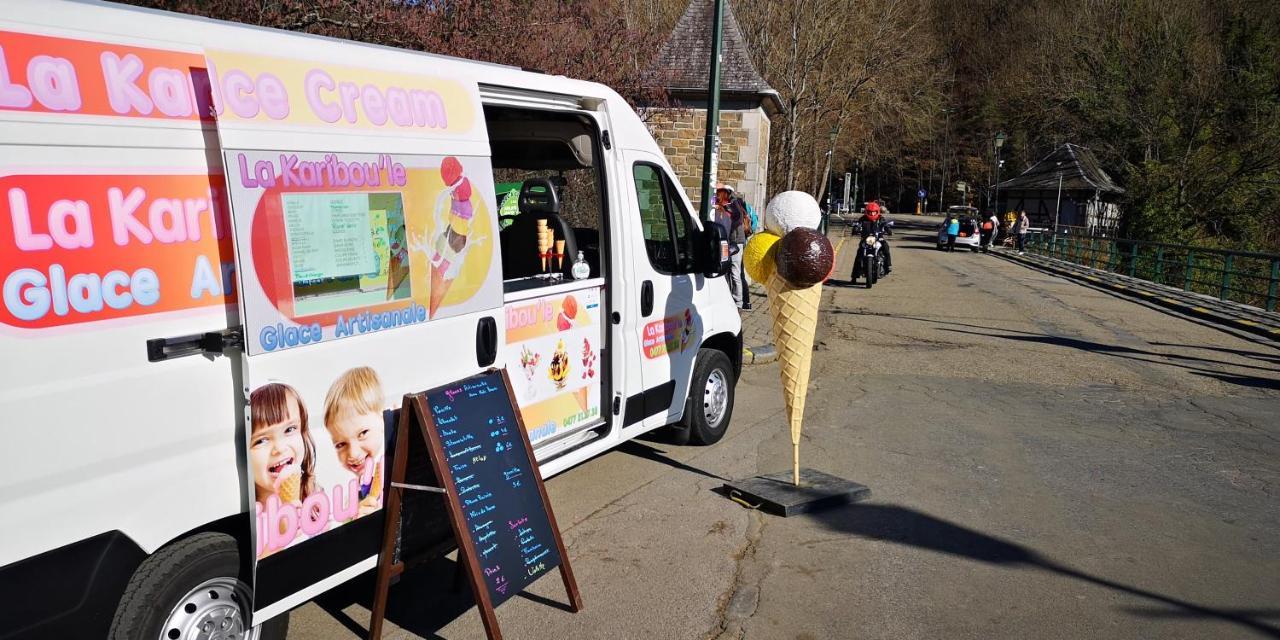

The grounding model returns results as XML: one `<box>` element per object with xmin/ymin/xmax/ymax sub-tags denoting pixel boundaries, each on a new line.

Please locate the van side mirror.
<box><xmin>698</xmin><ymin>220</ymin><xmax>733</xmax><ymax>278</ymax></box>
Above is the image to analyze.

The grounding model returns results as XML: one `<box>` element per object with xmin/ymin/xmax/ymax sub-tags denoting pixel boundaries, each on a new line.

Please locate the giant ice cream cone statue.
<box><xmin>744</xmin><ymin>191</ymin><xmax>835</xmax><ymax>486</ymax></box>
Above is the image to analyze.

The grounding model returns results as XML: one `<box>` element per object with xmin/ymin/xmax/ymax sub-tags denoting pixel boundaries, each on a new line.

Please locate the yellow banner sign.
<box><xmin>204</xmin><ymin>50</ymin><xmax>477</xmax><ymax>135</ymax></box>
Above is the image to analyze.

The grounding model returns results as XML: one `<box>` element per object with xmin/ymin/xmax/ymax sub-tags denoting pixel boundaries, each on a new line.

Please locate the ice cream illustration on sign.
<box><xmin>742</xmin><ymin>191</ymin><xmax>834</xmax><ymax>486</ymax></box>
<box><xmin>548</xmin><ymin>339</ymin><xmax>570</xmax><ymax>389</ymax></box>
<box><xmin>408</xmin><ymin>156</ymin><xmax>488</xmax><ymax>318</ymax></box>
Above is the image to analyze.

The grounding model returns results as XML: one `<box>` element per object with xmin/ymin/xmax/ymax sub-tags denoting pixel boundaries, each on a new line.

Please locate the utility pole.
<box><xmin>697</xmin><ymin>0</ymin><xmax>725</xmax><ymax>222</ymax></box>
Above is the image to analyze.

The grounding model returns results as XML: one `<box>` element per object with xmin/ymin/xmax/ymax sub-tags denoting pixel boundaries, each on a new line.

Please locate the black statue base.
<box><xmin>722</xmin><ymin>468</ymin><xmax>870</xmax><ymax>517</ymax></box>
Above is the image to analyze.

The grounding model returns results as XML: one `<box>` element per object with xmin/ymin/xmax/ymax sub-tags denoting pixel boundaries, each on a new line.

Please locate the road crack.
<box><xmin>706</xmin><ymin>509</ymin><xmax>769</xmax><ymax>640</ymax></box>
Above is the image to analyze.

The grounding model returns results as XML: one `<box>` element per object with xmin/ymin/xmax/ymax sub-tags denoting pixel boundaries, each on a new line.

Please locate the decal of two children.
<box><xmin>249</xmin><ymin>367</ymin><xmax>389</xmax><ymax>558</ymax></box>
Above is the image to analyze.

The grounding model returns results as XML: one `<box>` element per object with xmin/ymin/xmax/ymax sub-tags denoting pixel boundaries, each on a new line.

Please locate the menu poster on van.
<box><xmin>223</xmin><ymin>150</ymin><xmax>502</xmax><ymax>355</ymax></box>
<box><xmin>506</xmin><ymin>289</ymin><xmax>605</xmax><ymax>445</ymax></box>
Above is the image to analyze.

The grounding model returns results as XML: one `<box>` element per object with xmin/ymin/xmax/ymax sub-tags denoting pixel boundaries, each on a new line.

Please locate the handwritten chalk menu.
<box><xmin>370</xmin><ymin>370</ymin><xmax>581</xmax><ymax>639</ymax></box>
<box><xmin>281</xmin><ymin>192</ymin><xmax>377</xmax><ymax>282</ymax></box>
<box><xmin>425</xmin><ymin>374</ymin><xmax>562</xmax><ymax>607</ymax></box>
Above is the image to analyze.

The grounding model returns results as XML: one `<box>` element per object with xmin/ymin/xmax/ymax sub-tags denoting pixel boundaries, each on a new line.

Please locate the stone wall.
<box><xmin>646</xmin><ymin>107</ymin><xmax>770</xmax><ymax>215</ymax></box>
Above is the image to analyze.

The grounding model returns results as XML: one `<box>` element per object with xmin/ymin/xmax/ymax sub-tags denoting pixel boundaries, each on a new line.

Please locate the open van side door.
<box><xmin>207</xmin><ymin>50</ymin><xmax>503</xmax><ymax>622</ymax></box>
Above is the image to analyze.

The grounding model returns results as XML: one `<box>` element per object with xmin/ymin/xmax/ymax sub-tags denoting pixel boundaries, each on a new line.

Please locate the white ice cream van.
<box><xmin>0</xmin><ymin>2</ymin><xmax>742</xmax><ymax>637</ymax></box>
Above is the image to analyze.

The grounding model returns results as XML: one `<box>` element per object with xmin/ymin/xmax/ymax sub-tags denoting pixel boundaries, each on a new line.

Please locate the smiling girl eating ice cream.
<box><xmin>249</xmin><ymin>383</ymin><xmax>317</xmax><ymax>508</ymax></box>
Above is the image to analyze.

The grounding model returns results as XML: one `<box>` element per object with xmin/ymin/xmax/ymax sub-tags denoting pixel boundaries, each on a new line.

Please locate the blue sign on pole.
<box><xmin>917</xmin><ymin>188</ymin><xmax>927</xmax><ymax>200</ymax></box>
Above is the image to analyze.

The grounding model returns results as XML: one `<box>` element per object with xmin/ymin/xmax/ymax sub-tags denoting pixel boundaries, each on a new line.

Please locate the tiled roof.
<box><xmin>997</xmin><ymin>143</ymin><xmax>1125</xmax><ymax>193</ymax></box>
<box><xmin>648</xmin><ymin>0</ymin><xmax>778</xmax><ymax>99</ymax></box>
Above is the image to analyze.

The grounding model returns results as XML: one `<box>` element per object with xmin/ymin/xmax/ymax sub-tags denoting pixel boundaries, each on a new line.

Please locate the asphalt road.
<box><xmin>288</xmin><ymin>220</ymin><xmax>1280</xmax><ymax>640</ymax></box>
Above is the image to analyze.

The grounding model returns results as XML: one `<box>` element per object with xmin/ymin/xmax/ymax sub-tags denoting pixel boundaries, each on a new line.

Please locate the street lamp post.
<box><xmin>823</xmin><ymin>128</ymin><xmax>837</xmax><ymax>234</ymax></box>
<box><xmin>696</xmin><ymin>0</ymin><xmax>726</xmax><ymax>222</ymax></box>
<box><xmin>1053</xmin><ymin>160</ymin><xmax>1064</xmax><ymax>234</ymax></box>
<box><xmin>853</xmin><ymin>160</ymin><xmax>860</xmax><ymax>213</ymax></box>
<box><xmin>939</xmin><ymin>109</ymin><xmax>952</xmax><ymax>212</ymax></box>
<box><xmin>993</xmin><ymin>132</ymin><xmax>1005</xmax><ymax>214</ymax></box>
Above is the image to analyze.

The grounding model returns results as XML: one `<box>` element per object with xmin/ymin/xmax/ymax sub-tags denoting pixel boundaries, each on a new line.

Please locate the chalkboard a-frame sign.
<box><xmin>368</xmin><ymin>369</ymin><xmax>582</xmax><ymax>640</ymax></box>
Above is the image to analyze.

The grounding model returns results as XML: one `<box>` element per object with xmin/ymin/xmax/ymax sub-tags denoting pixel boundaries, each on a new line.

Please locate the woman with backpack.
<box><xmin>980</xmin><ymin>211</ymin><xmax>999</xmax><ymax>252</ymax></box>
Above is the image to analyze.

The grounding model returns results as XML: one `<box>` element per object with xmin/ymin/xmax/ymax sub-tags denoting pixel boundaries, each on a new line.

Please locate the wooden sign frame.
<box><xmin>369</xmin><ymin>368</ymin><xmax>582</xmax><ymax>640</ymax></box>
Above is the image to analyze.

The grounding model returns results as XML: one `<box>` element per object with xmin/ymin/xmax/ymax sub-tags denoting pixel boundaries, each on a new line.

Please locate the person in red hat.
<box><xmin>853</xmin><ymin>201</ymin><xmax>893</xmax><ymax>275</ymax></box>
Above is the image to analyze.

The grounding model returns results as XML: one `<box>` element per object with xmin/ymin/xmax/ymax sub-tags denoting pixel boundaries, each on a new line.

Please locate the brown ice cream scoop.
<box><xmin>774</xmin><ymin>227</ymin><xmax>834</xmax><ymax>287</ymax></box>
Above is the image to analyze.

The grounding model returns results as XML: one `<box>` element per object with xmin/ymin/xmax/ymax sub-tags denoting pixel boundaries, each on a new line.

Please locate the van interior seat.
<box><xmin>501</xmin><ymin>178</ymin><xmax>578</xmax><ymax>279</ymax></box>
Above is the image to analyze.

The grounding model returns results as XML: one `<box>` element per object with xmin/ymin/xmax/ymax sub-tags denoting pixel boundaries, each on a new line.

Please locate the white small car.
<box><xmin>937</xmin><ymin>206</ymin><xmax>982</xmax><ymax>251</ymax></box>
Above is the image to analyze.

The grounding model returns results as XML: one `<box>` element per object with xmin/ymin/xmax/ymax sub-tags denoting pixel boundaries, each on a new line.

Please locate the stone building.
<box><xmin>646</xmin><ymin>0</ymin><xmax>781</xmax><ymax>213</ymax></box>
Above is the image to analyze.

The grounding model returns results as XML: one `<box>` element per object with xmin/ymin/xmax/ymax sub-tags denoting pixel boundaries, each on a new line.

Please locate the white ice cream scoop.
<box><xmin>765</xmin><ymin>190</ymin><xmax>822</xmax><ymax>236</ymax></box>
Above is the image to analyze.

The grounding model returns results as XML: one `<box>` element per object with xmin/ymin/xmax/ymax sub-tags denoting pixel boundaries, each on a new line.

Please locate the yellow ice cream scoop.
<box><xmin>743</xmin><ymin>232</ymin><xmax>781</xmax><ymax>283</ymax></box>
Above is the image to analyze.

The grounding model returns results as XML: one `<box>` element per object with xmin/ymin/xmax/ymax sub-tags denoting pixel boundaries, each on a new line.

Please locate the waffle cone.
<box><xmin>765</xmin><ymin>272</ymin><xmax>823</xmax><ymax>447</ymax></box>
<box><xmin>429</xmin><ymin>263</ymin><xmax>451</xmax><ymax>317</ymax></box>
<box><xmin>276</xmin><ymin>469</ymin><xmax>302</xmax><ymax>504</ymax></box>
<box><xmin>386</xmin><ymin>258</ymin><xmax>409</xmax><ymax>297</ymax></box>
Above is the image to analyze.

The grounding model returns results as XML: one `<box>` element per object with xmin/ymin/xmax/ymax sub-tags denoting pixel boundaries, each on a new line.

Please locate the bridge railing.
<box><xmin>1024</xmin><ymin>232</ymin><xmax>1280</xmax><ymax>313</ymax></box>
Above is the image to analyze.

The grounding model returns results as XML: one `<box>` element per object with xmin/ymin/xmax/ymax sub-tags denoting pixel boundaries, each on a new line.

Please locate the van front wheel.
<box><xmin>110</xmin><ymin>532</ymin><xmax>288</xmax><ymax>640</ymax></box>
<box><xmin>682</xmin><ymin>348</ymin><xmax>735</xmax><ymax>445</ymax></box>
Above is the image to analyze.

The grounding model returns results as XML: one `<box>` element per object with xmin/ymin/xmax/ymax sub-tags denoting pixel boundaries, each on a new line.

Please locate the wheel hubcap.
<box><xmin>160</xmin><ymin>577</ymin><xmax>257</xmax><ymax>640</ymax></box>
<box><xmin>703</xmin><ymin>369</ymin><xmax>728</xmax><ymax>428</ymax></box>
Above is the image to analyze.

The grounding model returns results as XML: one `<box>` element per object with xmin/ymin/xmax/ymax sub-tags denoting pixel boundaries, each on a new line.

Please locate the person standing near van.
<box><xmin>1016</xmin><ymin>210</ymin><xmax>1031</xmax><ymax>254</ymax></box>
<box><xmin>945</xmin><ymin>214</ymin><xmax>960</xmax><ymax>252</ymax></box>
<box><xmin>715</xmin><ymin>184</ymin><xmax>749</xmax><ymax>309</ymax></box>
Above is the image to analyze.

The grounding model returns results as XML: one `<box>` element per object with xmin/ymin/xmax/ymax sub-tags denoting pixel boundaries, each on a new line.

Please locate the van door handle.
<box><xmin>476</xmin><ymin>316</ymin><xmax>498</xmax><ymax>367</ymax></box>
<box><xmin>147</xmin><ymin>327</ymin><xmax>242</xmax><ymax>362</ymax></box>
<box><xmin>640</xmin><ymin>280</ymin><xmax>654</xmax><ymax>316</ymax></box>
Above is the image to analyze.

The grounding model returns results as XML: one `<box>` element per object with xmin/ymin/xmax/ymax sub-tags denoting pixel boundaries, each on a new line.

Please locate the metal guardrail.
<box><xmin>1025</xmin><ymin>232</ymin><xmax>1280</xmax><ymax>313</ymax></box>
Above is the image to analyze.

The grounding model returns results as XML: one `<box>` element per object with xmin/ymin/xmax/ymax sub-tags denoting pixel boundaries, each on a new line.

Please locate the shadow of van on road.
<box><xmin>807</xmin><ymin>503</ymin><xmax>1280</xmax><ymax>638</ymax></box>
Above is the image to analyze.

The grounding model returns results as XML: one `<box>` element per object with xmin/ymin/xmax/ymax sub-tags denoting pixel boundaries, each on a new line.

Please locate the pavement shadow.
<box><xmin>1147</xmin><ymin>341</ymin><xmax>1280</xmax><ymax>365</ymax></box>
<box><xmin>615</xmin><ymin>440</ymin><xmax>728</xmax><ymax>482</ymax></box>
<box><xmin>940</xmin><ymin>328</ymin><xmax>1280</xmax><ymax>389</ymax></box>
<box><xmin>808</xmin><ymin>503</ymin><xmax>1280</xmax><ymax>638</ymax></box>
<box><xmin>995</xmin><ymin>255</ymin><xmax>1280</xmax><ymax>346</ymax></box>
<box><xmin>312</xmin><ymin>556</ymin><xmax>468</xmax><ymax>640</ymax></box>
<box><xmin>1195</xmin><ymin>371</ymin><xmax>1280</xmax><ymax>390</ymax></box>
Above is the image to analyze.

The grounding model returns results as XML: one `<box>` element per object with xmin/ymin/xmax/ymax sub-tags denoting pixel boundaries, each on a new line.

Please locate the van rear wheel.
<box><xmin>110</xmin><ymin>532</ymin><xmax>288</xmax><ymax>640</ymax></box>
<box><xmin>682</xmin><ymin>348</ymin><xmax>735</xmax><ymax>445</ymax></box>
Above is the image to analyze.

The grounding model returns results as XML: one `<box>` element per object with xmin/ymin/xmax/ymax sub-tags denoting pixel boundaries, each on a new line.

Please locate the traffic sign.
<box><xmin>917</xmin><ymin>188</ymin><xmax>927</xmax><ymax>200</ymax></box>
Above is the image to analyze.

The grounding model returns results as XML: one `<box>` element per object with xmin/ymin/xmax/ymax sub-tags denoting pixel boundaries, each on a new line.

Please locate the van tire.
<box><xmin>109</xmin><ymin>532</ymin><xmax>288</xmax><ymax>640</ymax></box>
<box><xmin>682</xmin><ymin>349</ymin><xmax>735</xmax><ymax>446</ymax></box>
